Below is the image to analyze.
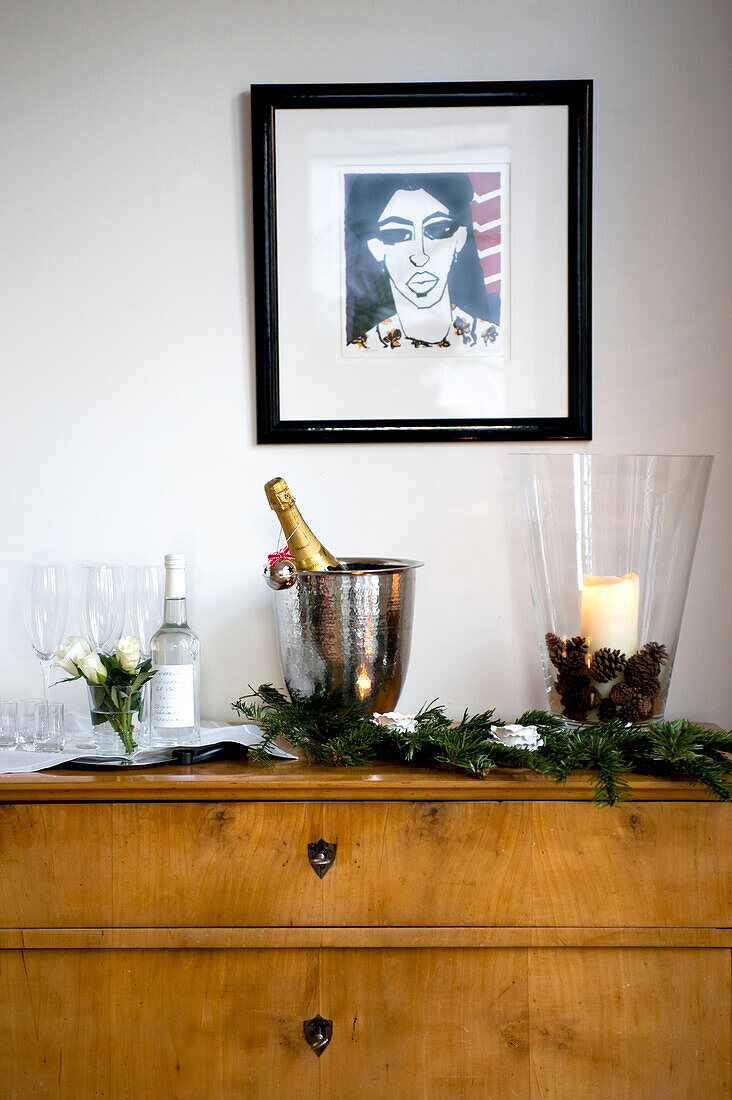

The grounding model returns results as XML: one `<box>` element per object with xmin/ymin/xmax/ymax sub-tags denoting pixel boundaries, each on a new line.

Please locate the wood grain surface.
<box><xmin>321</xmin><ymin>800</ymin><xmax>532</xmax><ymax>926</ymax></box>
<box><xmin>0</xmin><ymin>756</ymin><xmax>722</xmax><ymax>802</ymax></box>
<box><xmin>113</xmin><ymin>801</ymin><xmax>324</xmax><ymax>926</ymax></box>
<box><xmin>0</xmin><ymin>948</ymin><xmax>319</xmax><ymax>1100</ymax></box>
<box><xmin>320</xmin><ymin>947</ymin><xmax>529</xmax><ymax>1099</ymax></box>
<box><xmin>0</xmin><ymin>948</ymin><xmax>112</xmax><ymax>1099</ymax></box>
<box><xmin>115</xmin><ymin>948</ymin><xmax>319</xmax><ymax>1099</ymax></box>
<box><xmin>6</xmin><ymin>947</ymin><xmax>724</xmax><ymax>1098</ymax></box>
<box><xmin>532</xmin><ymin>801</ymin><xmax>732</xmax><ymax>927</ymax></box>
<box><xmin>0</xmin><ymin>803</ymin><xmax>113</xmax><ymax>927</ymax></box>
<box><xmin>8</xmin><ymin>926</ymin><xmax>732</xmax><ymax>950</ymax></box>
<box><xmin>528</xmin><ymin>947</ymin><xmax>732</xmax><ymax>1098</ymax></box>
<box><xmin>3</xmin><ymin>798</ymin><xmax>728</xmax><ymax>931</ymax></box>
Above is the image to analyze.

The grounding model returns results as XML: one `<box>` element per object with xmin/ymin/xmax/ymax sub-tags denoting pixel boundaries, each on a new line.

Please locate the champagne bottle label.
<box><xmin>151</xmin><ymin>666</ymin><xmax>195</xmax><ymax>728</ymax></box>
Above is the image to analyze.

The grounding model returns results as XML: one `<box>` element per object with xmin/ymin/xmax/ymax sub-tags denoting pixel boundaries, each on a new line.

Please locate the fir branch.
<box><xmin>231</xmin><ymin>686</ymin><xmax>732</xmax><ymax>804</ymax></box>
<box><xmin>256</xmin><ymin>683</ymin><xmax>291</xmax><ymax>709</ymax></box>
<box><xmin>580</xmin><ymin>730</ymin><xmax>633</xmax><ymax>806</ymax></box>
<box><xmin>696</xmin><ymin>727</ymin><xmax>732</xmax><ymax>752</ymax></box>
<box><xmin>646</xmin><ymin>719</ymin><xmax>704</xmax><ymax>762</ymax></box>
<box><xmin>517</xmin><ymin>709</ymin><xmax>567</xmax><ymax>733</ymax></box>
<box><xmin>429</xmin><ymin>722</ymin><xmax>495</xmax><ymax>777</ymax></box>
<box><xmin>680</xmin><ymin>758</ymin><xmax>731</xmax><ymax>800</ymax></box>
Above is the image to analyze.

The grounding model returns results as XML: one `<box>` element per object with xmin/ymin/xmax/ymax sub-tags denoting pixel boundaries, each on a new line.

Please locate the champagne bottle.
<box><xmin>149</xmin><ymin>555</ymin><xmax>201</xmax><ymax>747</ymax></box>
<box><xmin>264</xmin><ymin>477</ymin><xmax>344</xmax><ymax>571</ymax></box>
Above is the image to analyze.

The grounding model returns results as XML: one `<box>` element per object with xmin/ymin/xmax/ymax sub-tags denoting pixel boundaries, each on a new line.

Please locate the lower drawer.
<box><xmin>2</xmin><ymin>946</ymin><xmax>729</xmax><ymax>1098</ymax></box>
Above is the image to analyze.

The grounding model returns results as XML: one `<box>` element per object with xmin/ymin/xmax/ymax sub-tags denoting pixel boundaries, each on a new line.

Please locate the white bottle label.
<box><xmin>151</xmin><ymin>665</ymin><xmax>195</xmax><ymax>727</ymax></box>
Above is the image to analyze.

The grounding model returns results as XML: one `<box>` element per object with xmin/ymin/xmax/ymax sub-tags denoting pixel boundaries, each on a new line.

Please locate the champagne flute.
<box><xmin>25</xmin><ymin>565</ymin><xmax>69</xmax><ymax>700</ymax></box>
<box><xmin>79</xmin><ymin>565</ymin><xmax>126</xmax><ymax>653</ymax></box>
<box><xmin>127</xmin><ymin>565</ymin><xmax>163</xmax><ymax>749</ymax></box>
<box><xmin>127</xmin><ymin>565</ymin><xmax>164</xmax><ymax>656</ymax></box>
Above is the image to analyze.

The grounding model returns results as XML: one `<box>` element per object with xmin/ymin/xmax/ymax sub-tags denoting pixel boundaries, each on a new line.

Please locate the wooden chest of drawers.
<box><xmin>0</xmin><ymin>760</ymin><xmax>730</xmax><ymax>1098</ymax></box>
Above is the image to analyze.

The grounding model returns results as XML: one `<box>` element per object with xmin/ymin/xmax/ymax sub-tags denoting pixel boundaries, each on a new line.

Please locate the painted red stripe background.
<box><xmin>468</xmin><ymin>171</ymin><xmax>501</xmax><ymax>295</ymax></box>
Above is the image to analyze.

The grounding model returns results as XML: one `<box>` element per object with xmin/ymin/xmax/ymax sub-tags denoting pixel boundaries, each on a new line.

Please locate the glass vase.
<box><xmin>87</xmin><ymin>683</ymin><xmax>145</xmax><ymax>758</ymax></box>
<box><xmin>512</xmin><ymin>454</ymin><xmax>712</xmax><ymax>724</ymax></box>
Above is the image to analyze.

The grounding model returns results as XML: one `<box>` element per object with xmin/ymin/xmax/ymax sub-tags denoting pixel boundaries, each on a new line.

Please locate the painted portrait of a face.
<box><xmin>344</xmin><ymin>172</ymin><xmax>502</xmax><ymax>352</ymax></box>
<box><xmin>366</xmin><ymin>189</ymin><xmax>468</xmax><ymax>311</ymax></box>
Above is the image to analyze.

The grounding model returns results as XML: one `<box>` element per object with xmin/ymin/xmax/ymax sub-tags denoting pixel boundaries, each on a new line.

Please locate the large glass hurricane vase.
<box><xmin>512</xmin><ymin>454</ymin><xmax>712</xmax><ymax>723</ymax></box>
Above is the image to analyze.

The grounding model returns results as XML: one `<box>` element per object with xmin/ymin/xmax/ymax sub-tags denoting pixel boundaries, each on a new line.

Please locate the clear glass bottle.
<box><xmin>150</xmin><ymin>554</ymin><xmax>200</xmax><ymax>747</ymax></box>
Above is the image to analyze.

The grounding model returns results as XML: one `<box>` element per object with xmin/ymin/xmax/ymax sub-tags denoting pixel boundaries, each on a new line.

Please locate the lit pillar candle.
<box><xmin>581</xmin><ymin>573</ymin><xmax>640</xmax><ymax>658</ymax></box>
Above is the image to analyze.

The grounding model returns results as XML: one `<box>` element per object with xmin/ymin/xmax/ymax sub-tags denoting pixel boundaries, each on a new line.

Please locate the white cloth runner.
<box><xmin>0</xmin><ymin>712</ymin><xmax>295</xmax><ymax>773</ymax></box>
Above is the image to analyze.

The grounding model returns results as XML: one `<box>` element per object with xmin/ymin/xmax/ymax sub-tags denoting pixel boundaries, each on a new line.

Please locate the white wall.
<box><xmin>1</xmin><ymin>0</ymin><xmax>730</xmax><ymax>725</ymax></box>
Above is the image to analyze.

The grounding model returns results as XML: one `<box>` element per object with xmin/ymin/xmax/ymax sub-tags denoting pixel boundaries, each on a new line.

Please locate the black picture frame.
<box><xmin>252</xmin><ymin>80</ymin><xmax>592</xmax><ymax>444</ymax></box>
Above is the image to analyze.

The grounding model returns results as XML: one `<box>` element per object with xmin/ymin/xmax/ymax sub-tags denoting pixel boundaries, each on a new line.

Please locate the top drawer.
<box><xmin>1</xmin><ymin>800</ymin><xmax>729</xmax><ymax>929</ymax></box>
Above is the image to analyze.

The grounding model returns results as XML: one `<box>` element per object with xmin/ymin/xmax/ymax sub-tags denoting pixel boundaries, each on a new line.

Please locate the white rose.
<box><xmin>54</xmin><ymin>636</ymin><xmax>92</xmax><ymax>677</ymax></box>
<box><xmin>372</xmin><ymin>711</ymin><xmax>418</xmax><ymax>734</ymax></box>
<box><xmin>77</xmin><ymin>652</ymin><xmax>107</xmax><ymax>685</ymax></box>
<box><xmin>115</xmin><ymin>636</ymin><xmax>141</xmax><ymax>673</ymax></box>
<box><xmin>489</xmin><ymin>723</ymin><xmax>543</xmax><ymax>751</ymax></box>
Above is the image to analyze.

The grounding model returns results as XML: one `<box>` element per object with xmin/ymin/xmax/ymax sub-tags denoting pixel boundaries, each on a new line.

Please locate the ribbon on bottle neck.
<box><xmin>268</xmin><ymin>547</ymin><xmax>295</xmax><ymax>566</ymax></box>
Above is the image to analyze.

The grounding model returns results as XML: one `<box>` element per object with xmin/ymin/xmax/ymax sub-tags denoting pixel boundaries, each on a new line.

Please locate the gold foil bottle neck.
<box><xmin>264</xmin><ymin>477</ymin><xmax>294</xmax><ymax>514</ymax></box>
<box><xmin>264</xmin><ymin>477</ymin><xmax>342</xmax><ymax>572</ymax></box>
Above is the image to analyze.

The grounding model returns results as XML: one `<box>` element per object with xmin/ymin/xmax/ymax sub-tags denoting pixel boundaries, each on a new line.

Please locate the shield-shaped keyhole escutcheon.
<box><xmin>303</xmin><ymin>1014</ymin><xmax>333</xmax><ymax>1056</ymax></box>
<box><xmin>308</xmin><ymin>838</ymin><xmax>337</xmax><ymax>878</ymax></box>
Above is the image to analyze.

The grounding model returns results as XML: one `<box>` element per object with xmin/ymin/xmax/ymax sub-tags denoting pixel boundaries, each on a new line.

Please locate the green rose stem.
<box><xmin>107</xmin><ymin>694</ymin><xmax>138</xmax><ymax>755</ymax></box>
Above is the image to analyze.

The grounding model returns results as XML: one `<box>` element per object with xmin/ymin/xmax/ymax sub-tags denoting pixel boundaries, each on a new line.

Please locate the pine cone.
<box><xmin>625</xmin><ymin>654</ymin><xmax>659</xmax><ymax>690</ymax></box>
<box><xmin>642</xmin><ymin>641</ymin><xmax>669</xmax><ymax>667</ymax></box>
<box><xmin>562</xmin><ymin>700</ymin><xmax>588</xmax><ymax>722</ymax></box>
<box><xmin>555</xmin><ymin>635</ymin><xmax>591</xmax><ymax>675</ymax></box>
<box><xmin>588</xmin><ymin>647</ymin><xmax>626</xmax><ymax>684</ymax></box>
<box><xmin>610</xmin><ymin>682</ymin><xmax>653</xmax><ymax>722</ymax></box>
<box><xmin>556</xmin><ymin>670</ymin><xmax>589</xmax><ymax>703</ymax></box>
<box><xmin>609</xmin><ymin>682</ymin><xmax>632</xmax><ymax>704</ymax></box>
<box><xmin>581</xmin><ymin>684</ymin><xmax>602</xmax><ymax>710</ymax></box>
<box><xmin>625</xmin><ymin>642</ymin><xmax>669</xmax><ymax>687</ymax></box>
<box><xmin>622</xmin><ymin>692</ymin><xmax>654</xmax><ymax>722</ymax></box>
<box><xmin>556</xmin><ymin>668</ymin><xmax>588</xmax><ymax>691</ymax></box>
<box><xmin>545</xmin><ymin>632</ymin><xmax>564</xmax><ymax>668</ymax></box>
<box><xmin>636</xmin><ymin>676</ymin><xmax>661</xmax><ymax>701</ymax></box>
<box><xmin>597</xmin><ymin>697</ymin><xmax>618</xmax><ymax>721</ymax></box>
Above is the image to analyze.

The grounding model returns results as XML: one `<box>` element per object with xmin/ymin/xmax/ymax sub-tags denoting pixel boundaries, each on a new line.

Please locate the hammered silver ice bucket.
<box><xmin>270</xmin><ymin>558</ymin><xmax>423</xmax><ymax>714</ymax></box>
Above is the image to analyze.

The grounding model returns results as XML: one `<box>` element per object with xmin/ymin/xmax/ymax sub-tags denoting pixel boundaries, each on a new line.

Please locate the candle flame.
<box><xmin>356</xmin><ymin>667</ymin><xmax>371</xmax><ymax>701</ymax></box>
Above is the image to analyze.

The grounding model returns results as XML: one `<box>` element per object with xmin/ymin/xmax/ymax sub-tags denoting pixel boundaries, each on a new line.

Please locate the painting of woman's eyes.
<box><xmin>423</xmin><ymin>218</ymin><xmax>457</xmax><ymax>241</ymax></box>
<box><xmin>376</xmin><ymin>217</ymin><xmax>458</xmax><ymax>246</ymax></box>
<box><xmin>376</xmin><ymin>226</ymin><xmax>413</xmax><ymax>245</ymax></box>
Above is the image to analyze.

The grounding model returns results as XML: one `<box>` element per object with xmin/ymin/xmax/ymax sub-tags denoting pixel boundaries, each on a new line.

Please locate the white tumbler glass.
<box><xmin>0</xmin><ymin>701</ymin><xmax>18</xmax><ymax>749</ymax></box>
<box><xmin>35</xmin><ymin>701</ymin><xmax>65</xmax><ymax>752</ymax></box>
<box><xmin>17</xmin><ymin>699</ymin><xmax>44</xmax><ymax>751</ymax></box>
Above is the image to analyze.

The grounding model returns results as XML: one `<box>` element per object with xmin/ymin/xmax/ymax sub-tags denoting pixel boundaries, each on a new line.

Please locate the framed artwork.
<box><xmin>251</xmin><ymin>80</ymin><xmax>592</xmax><ymax>444</ymax></box>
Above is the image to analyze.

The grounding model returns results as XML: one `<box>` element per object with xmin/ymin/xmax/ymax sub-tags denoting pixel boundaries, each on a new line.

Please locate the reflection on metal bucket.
<box><xmin>270</xmin><ymin>558</ymin><xmax>423</xmax><ymax>714</ymax></box>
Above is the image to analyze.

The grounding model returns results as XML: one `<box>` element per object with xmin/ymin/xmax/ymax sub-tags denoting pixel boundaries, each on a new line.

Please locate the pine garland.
<box><xmin>231</xmin><ymin>686</ymin><xmax>732</xmax><ymax>808</ymax></box>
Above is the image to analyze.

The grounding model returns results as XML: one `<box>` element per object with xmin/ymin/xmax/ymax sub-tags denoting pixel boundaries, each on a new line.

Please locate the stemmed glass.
<box><xmin>79</xmin><ymin>565</ymin><xmax>126</xmax><ymax>653</ymax></box>
<box><xmin>126</xmin><ymin>566</ymin><xmax>163</xmax><ymax>749</ymax></box>
<box><xmin>25</xmin><ymin>565</ymin><xmax>69</xmax><ymax>700</ymax></box>
<box><xmin>127</xmin><ymin>565</ymin><xmax>163</xmax><ymax>656</ymax></box>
